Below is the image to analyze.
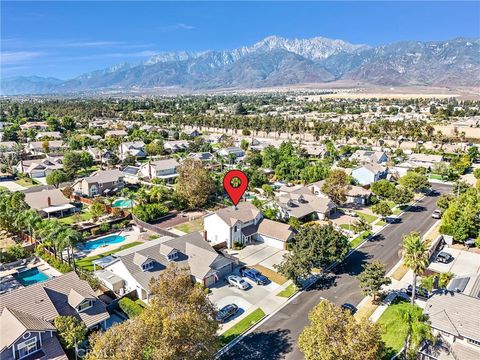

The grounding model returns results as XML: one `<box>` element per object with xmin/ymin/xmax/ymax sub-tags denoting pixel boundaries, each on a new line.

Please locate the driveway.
<box><xmin>225</xmin><ymin>242</ymin><xmax>287</xmax><ymax>271</ymax></box>
<box><xmin>0</xmin><ymin>181</ymin><xmax>26</xmax><ymax>191</ymax></box>
<box><xmin>429</xmin><ymin>247</ymin><xmax>480</xmax><ymax>276</ymax></box>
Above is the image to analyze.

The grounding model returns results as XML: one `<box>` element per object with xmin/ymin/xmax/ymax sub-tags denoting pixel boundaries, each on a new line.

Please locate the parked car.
<box><xmin>216</xmin><ymin>304</ymin><xmax>239</xmax><ymax>323</ymax></box>
<box><xmin>386</xmin><ymin>215</ymin><xmax>401</xmax><ymax>224</ymax></box>
<box><xmin>406</xmin><ymin>285</ymin><xmax>430</xmax><ymax>300</ymax></box>
<box><xmin>431</xmin><ymin>210</ymin><xmax>442</xmax><ymax>219</ymax></box>
<box><xmin>435</xmin><ymin>251</ymin><xmax>453</xmax><ymax>264</ymax></box>
<box><xmin>227</xmin><ymin>275</ymin><xmax>249</xmax><ymax>290</ymax></box>
<box><xmin>240</xmin><ymin>267</ymin><xmax>269</xmax><ymax>285</ymax></box>
<box><xmin>341</xmin><ymin>303</ymin><xmax>357</xmax><ymax>314</ymax></box>
<box><xmin>344</xmin><ymin>210</ymin><xmax>358</xmax><ymax>217</ymax></box>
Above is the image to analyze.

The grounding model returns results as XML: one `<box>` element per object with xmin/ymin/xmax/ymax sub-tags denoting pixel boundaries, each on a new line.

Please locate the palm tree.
<box><xmin>402</xmin><ymin>232</ymin><xmax>430</xmax><ymax>305</ymax></box>
<box><xmin>60</xmin><ymin>227</ymin><xmax>83</xmax><ymax>269</ymax></box>
<box><xmin>398</xmin><ymin>304</ymin><xmax>434</xmax><ymax>359</ymax></box>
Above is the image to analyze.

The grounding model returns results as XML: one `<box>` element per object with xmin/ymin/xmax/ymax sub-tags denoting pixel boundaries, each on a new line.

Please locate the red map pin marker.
<box><xmin>223</xmin><ymin>170</ymin><xmax>249</xmax><ymax>206</ymax></box>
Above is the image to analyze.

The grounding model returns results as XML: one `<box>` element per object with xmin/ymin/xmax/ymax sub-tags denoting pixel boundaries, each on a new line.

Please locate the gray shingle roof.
<box><xmin>24</xmin><ymin>189</ymin><xmax>71</xmax><ymax>210</ymax></box>
<box><xmin>214</xmin><ymin>202</ymin><xmax>260</xmax><ymax>226</ymax></box>
<box><xmin>0</xmin><ymin>272</ymin><xmax>109</xmax><ymax>330</ymax></box>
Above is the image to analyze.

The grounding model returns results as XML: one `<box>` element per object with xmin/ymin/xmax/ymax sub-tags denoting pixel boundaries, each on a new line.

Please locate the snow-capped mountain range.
<box><xmin>2</xmin><ymin>35</ymin><xmax>479</xmax><ymax>95</ymax></box>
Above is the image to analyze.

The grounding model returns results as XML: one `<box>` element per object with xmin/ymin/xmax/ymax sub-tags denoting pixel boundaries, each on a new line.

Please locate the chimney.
<box><xmin>203</xmin><ymin>230</ymin><xmax>208</xmax><ymax>241</ymax></box>
<box><xmin>47</xmin><ymin>197</ymin><xmax>52</xmax><ymax>207</ymax></box>
<box><xmin>148</xmin><ymin>160</ymin><xmax>152</xmax><ymax>179</ymax></box>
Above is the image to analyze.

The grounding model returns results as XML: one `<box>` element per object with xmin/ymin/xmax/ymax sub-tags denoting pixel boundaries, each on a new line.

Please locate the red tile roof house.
<box><xmin>203</xmin><ymin>202</ymin><xmax>294</xmax><ymax>250</ymax></box>
<box><xmin>0</xmin><ymin>272</ymin><xmax>110</xmax><ymax>360</ymax></box>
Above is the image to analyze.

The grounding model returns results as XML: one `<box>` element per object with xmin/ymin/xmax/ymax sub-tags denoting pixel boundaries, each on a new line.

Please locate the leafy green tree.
<box><xmin>402</xmin><ymin>232</ymin><xmax>430</xmax><ymax>305</ymax></box>
<box><xmin>398</xmin><ymin>172</ymin><xmax>430</xmax><ymax>192</ymax></box>
<box><xmin>299</xmin><ymin>300</ymin><xmax>385</xmax><ymax>360</ymax></box>
<box><xmin>300</xmin><ymin>165</ymin><xmax>330</xmax><ymax>184</ymax></box>
<box><xmin>176</xmin><ymin>158</ymin><xmax>214</xmax><ymax>208</ymax></box>
<box><xmin>357</xmin><ymin>260</ymin><xmax>391</xmax><ymax>301</ymax></box>
<box><xmin>440</xmin><ymin>188</ymin><xmax>479</xmax><ymax>242</ymax></box>
<box><xmin>54</xmin><ymin>316</ymin><xmax>87</xmax><ymax>351</ymax></box>
<box><xmin>46</xmin><ymin>169</ymin><xmax>69</xmax><ymax>188</ymax></box>
<box><xmin>145</xmin><ymin>141</ymin><xmax>164</xmax><ymax>157</ymax></box>
<box><xmin>371</xmin><ymin>179</ymin><xmax>395</xmax><ymax>199</ymax></box>
<box><xmin>436</xmin><ymin>193</ymin><xmax>454</xmax><ymax>212</ymax></box>
<box><xmin>389</xmin><ymin>186</ymin><xmax>414</xmax><ymax>205</ymax></box>
<box><xmin>275</xmin><ymin>224</ymin><xmax>349</xmax><ymax>285</ymax></box>
<box><xmin>87</xmin><ymin>265</ymin><xmax>219</xmax><ymax>360</ymax></box>
<box><xmin>450</xmin><ymin>155</ymin><xmax>471</xmax><ymax>175</ymax></box>
<box><xmin>321</xmin><ymin>169</ymin><xmax>349</xmax><ymax>204</ymax></box>
<box><xmin>61</xmin><ymin>116</ymin><xmax>76</xmax><ymax>131</ymax></box>
<box><xmin>352</xmin><ymin>217</ymin><xmax>372</xmax><ymax>234</ymax></box>
<box><xmin>371</xmin><ymin>201</ymin><xmax>392</xmax><ymax>219</ymax></box>
<box><xmin>90</xmin><ymin>198</ymin><xmax>107</xmax><ymax>220</ymax></box>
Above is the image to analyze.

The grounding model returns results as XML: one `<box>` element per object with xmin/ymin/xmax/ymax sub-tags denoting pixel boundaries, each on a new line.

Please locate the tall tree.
<box><xmin>176</xmin><ymin>158</ymin><xmax>214</xmax><ymax>208</ymax></box>
<box><xmin>398</xmin><ymin>304</ymin><xmax>433</xmax><ymax>360</ymax></box>
<box><xmin>357</xmin><ymin>260</ymin><xmax>391</xmax><ymax>301</ymax></box>
<box><xmin>398</xmin><ymin>172</ymin><xmax>430</xmax><ymax>193</ymax></box>
<box><xmin>299</xmin><ymin>300</ymin><xmax>385</xmax><ymax>360</ymax></box>
<box><xmin>46</xmin><ymin>169</ymin><xmax>69</xmax><ymax>188</ymax></box>
<box><xmin>87</xmin><ymin>265</ymin><xmax>219</xmax><ymax>360</ymax></box>
<box><xmin>371</xmin><ymin>201</ymin><xmax>393</xmax><ymax>219</ymax></box>
<box><xmin>402</xmin><ymin>232</ymin><xmax>430</xmax><ymax>305</ymax></box>
<box><xmin>54</xmin><ymin>316</ymin><xmax>87</xmax><ymax>352</ymax></box>
<box><xmin>321</xmin><ymin>169</ymin><xmax>349</xmax><ymax>204</ymax></box>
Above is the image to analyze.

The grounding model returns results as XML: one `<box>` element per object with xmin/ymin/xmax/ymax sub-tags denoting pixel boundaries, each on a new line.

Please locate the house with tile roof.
<box><xmin>139</xmin><ymin>158</ymin><xmax>179</xmax><ymax>183</ymax></box>
<box><xmin>72</xmin><ymin>169</ymin><xmax>125</xmax><ymax>197</ymax></box>
<box><xmin>0</xmin><ymin>272</ymin><xmax>109</xmax><ymax>360</ymax></box>
<box><xmin>100</xmin><ymin>233</ymin><xmax>234</xmax><ymax>302</ymax></box>
<box><xmin>23</xmin><ymin>188</ymin><xmax>77</xmax><ymax>218</ymax></box>
<box><xmin>276</xmin><ymin>186</ymin><xmax>336</xmax><ymax>221</ymax></box>
<box><xmin>204</xmin><ymin>202</ymin><xmax>294</xmax><ymax>250</ymax></box>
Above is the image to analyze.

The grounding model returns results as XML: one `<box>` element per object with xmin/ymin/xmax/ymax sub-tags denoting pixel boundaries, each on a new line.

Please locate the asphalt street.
<box><xmin>221</xmin><ymin>183</ymin><xmax>452</xmax><ymax>360</ymax></box>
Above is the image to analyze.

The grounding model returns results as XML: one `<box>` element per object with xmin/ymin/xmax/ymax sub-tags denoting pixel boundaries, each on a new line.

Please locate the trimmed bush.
<box><xmin>119</xmin><ymin>297</ymin><xmax>144</xmax><ymax>318</ymax></box>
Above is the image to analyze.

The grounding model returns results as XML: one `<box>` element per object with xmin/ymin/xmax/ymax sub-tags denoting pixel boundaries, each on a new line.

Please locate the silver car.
<box><xmin>432</xmin><ymin>210</ymin><xmax>442</xmax><ymax>219</ymax></box>
<box><xmin>227</xmin><ymin>275</ymin><xmax>249</xmax><ymax>290</ymax></box>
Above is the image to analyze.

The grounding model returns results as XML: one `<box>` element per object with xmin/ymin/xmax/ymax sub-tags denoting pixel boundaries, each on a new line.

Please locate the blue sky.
<box><xmin>2</xmin><ymin>1</ymin><xmax>479</xmax><ymax>79</ymax></box>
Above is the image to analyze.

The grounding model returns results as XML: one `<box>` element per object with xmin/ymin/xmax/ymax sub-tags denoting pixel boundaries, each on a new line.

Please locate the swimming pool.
<box><xmin>81</xmin><ymin>234</ymin><xmax>126</xmax><ymax>251</ymax></box>
<box><xmin>112</xmin><ymin>198</ymin><xmax>133</xmax><ymax>208</ymax></box>
<box><xmin>14</xmin><ymin>268</ymin><xmax>50</xmax><ymax>286</ymax></box>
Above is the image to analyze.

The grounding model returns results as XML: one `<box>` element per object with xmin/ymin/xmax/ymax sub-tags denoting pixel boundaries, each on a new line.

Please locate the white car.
<box><xmin>431</xmin><ymin>210</ymin><xmax>442</xmax><ymax>219</ymax></box>
<box><xmin>227</xmin><ymin>275</ymin><xmax>249</xmax><ymax>290</ymax></box>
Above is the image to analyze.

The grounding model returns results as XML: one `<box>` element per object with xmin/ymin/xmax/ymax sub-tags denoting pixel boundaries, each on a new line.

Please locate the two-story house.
<box><xmin>351</xmin><ymin>163</ymin><xmax>388</xmax><ymax>186</ymax></box>
<box><xmin>275</xmin><ymin>187</ymin><xmax>336</xmax><ymax>221</ymax></box>
<box><xmin>72</xmin><ymin>169</ymin><xmax>125</xmax><ymax>197</ymax></box>
<box><xmin>119</xmin><ymin>141</ymin><xmax>145</xmax><ymax>160</ymax></box>
<box><xmin>351</xmin><ymin>150</ymin><xmax>388</xmax><ymax>164</ymax></box>
<box><xmin>204</xmin><ymin>202</ymin><xmax>293</xmax><ymax>250</ymax></box>
<box><xmin>164</xmin><ymin>140</ymin><xmax>189</xmax><ymax>153</ymax></box>
<box><xmin>0</xmin><ymin>272</ymin><xmax>110</xmax><ymax>360</ymax></box>
<box><xmin>139</xmin><ymin>158</ymin><xmax>179</xmax><ymax>183</ymax></box>
<box><xmin>16</xmin><ymin>157</ymin><xmax>64</xmax><ymax>178</ymax></box>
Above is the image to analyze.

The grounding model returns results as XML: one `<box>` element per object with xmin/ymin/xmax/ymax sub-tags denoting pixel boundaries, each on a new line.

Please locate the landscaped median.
<box><xmin>219</xmin><ymin>308</ymin><xmax>266</xmax><ymax>346</ymax></box>
<box><xmin>350</xmin><ymin>230</ymin><xmax>371</xmax><ymax>249</ymax></box>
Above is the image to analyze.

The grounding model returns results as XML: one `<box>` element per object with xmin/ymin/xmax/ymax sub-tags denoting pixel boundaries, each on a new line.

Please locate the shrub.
<box><xmin>79</xmin><ymin>271</ymin><xmax>101</xmax><ymax>290</ymax></box>
<box><xmin>1</xmin><ymin>244</ymin><xmax>29</xmax><ymax>263</ymax></box>
<box><xmin>132</xmin><ymin>203</ymin><xmax>169</xmax><ymax>222</ymax></box>
<box><xmin>99</xmin><ymin>223</ymin><xmax>110</xmax><ymax>233</ymax></box>
<box><xmin>119</xmin><ymin>297</ymin><xmax>144</xmax><ymax>318</ymax></box>
<box><xmin>232</xmin><ymin>241</ymin><xmax>245</xmax><ymax>250</ymax></box>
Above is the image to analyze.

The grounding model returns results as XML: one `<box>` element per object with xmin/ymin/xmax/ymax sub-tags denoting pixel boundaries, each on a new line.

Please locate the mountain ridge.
<box><xmin>2</xmin><ymin>35</ymin><xmax>479</xmax><ymax>95</ymax></box>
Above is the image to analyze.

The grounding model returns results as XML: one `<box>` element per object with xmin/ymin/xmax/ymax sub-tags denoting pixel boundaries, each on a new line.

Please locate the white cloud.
<box><xmin>158</xmin><ymin>23</ymin><xmax>195</xmax><ymax>32</ymax></box>
<box><xmin>0</xmin><ymin>51</ymin><xmax>45</xmax><ymax>64</ymax></box>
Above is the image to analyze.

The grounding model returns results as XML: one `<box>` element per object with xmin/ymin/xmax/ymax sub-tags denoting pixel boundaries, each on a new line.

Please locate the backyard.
<box><xmin>76</xmin><ymin>241</ymin><xmax>143</xmax><ymax>271</ymax></box>
<box><xmin>59</xmin><ymin>210</ymin><xmax>93</xmax><ymax>225</ymax></box>
<box><xmin>173</xmin><ymin>217</ymin><xmax>204</xmax><ymax>233</ymax></box>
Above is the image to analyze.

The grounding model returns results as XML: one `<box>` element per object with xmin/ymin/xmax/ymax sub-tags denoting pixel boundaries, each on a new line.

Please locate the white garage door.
<box><xmin>257</xmin><ymin>234</ymin><xmax>284</xmax><ymax>250</ymax></box>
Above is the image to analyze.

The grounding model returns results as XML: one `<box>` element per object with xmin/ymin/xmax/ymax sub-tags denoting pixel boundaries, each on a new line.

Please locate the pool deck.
<box><xmin>75</xmin><ymin>229</ymin><xmax>141</xmax><ymax>258</ymax></box>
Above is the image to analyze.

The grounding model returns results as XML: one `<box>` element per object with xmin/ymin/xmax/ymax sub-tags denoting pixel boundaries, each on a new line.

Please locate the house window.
<box><xmin>234</xmin><ymin>226</ymin><xmax>238</xmax><ymax>232</ymax></box>
<box><xmin>142</xmin><ymin>261</ymin><xmax>154</xmax><ymax>271</ymax></box>
<box><xmin>467</xmin><ymin>338</ymin><xmax>480</xmax><ymax>347</ymax></box>
<box><xmin>17</xmin><ymin>337</ymin><xmax>38</xmax><ymax>359</ymax></box>
<box><xmin>167</xmin><ymin>252</ymin><xmax>178</xmax><ymax>261</ymax></box>
<box><xmin>78</xmin><ymin>300</ymin><xmax>93</xmax><ymax>312</ymax></box>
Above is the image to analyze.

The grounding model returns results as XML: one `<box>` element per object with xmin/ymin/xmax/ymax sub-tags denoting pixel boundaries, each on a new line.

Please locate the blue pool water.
<box><xmin>81</xmin><ymin>235</ymin><xmax>126</xmax><ymax>251</ymax></box>
<box><xmin>112</xmin><ymin>198</ymin><xmax>133</xmax><ymax>208</ymax></box>
<box><xmin>14</xmin><ymin>268</ymin><xmax>50</xmax><ymax>286</ymax></box>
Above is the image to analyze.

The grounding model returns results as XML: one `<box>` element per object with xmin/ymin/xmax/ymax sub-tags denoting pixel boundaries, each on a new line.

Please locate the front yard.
<box><xmin>353</xmin><ymin>210</ymin><xmax>377</xmax><ymax>223</ymax></box>
<box><xmin>15</xmin><ymin>178</ymin><xmax>39</xmax><ymax>187</ymax></box>
<box><xmin>219</xmin><ymin>308</ymin><xmax>266</xmax><ymax>346</ymax></box>
<box><xmin>377</xmin><ymin>298</ymin><xmax>411</xmax><ymax>358</ymax></box>
<box><xmin>276</xmin><ymin>283</ymin><xmax>298</xmax><ymax>298</ymax></box>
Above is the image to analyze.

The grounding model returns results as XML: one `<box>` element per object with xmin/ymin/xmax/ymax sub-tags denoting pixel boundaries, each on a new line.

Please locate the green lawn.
<box><xmin>377</xmin><ymin>299</ymin><xmax>411</xmax><ymax>358</ymax></box>
<box><xmin>392</xmin><ymin>208</ymin><xmax>402</xmax><ymax>215</ymax></box>
<box><xmin>219</xmin><ymin>308</ymin><xmax>266</xmax><ymax>346</ymax></box>
<box><xmin>340</xmin><ymin>224</ymin><xmax>353</xmax><ymax>230</ymax></box>
<box><xmin>350</xmin><ymin>231</ymin><xmax>371</xmax><ymax>248</ymax></box>
<box><xmin>386</xmin><ymin>201</ymin><xmax>396</xmax><ymax>209</ymax></box>
<box><xmin>59</xmin><ymin>211</ymin><xmax>93</xmax><ymax>225</ymax></box>
<box><xmin>353</xmin><ymin>211</ymin><xmax>377</xmax><ymax>224</ymax></box>
<box><xmin>76</xmin><ymin>241</ymin><xmax>143</xmax><ymax>271</ymax></box>
<box><xmin>174</xmin><ymin>217</ymin><xmax>204</xmax><ymax>233</ymax></box>
<box><xmin>428</xmin><ymin>174</ymin><xmax>444</xmax><ymax>180</ymax></box>
<box><xmin>277</xmin><ymin>283</ymin><xmax>298</xmax><ymax>298</ymax></box>
<box><xmin>376</xmin><ymin>220</ymin><xmax>387</xmax><ymax>227</ymax></box>
<box><xmin>15</xmin><ymin>178</ymin><xmax>39</xmax><ymax>187</ymax></box>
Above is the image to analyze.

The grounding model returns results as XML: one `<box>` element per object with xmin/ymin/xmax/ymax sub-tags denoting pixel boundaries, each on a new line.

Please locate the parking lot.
<box><xmin>428</xmin><ymin>247</ymin><xmax>480</xmax><ymax>276</ymax></box>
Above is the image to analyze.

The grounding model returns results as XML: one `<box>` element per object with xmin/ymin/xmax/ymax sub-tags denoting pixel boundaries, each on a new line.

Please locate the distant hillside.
<box><xmin>2</xmin><ymin>36</ymin><xmax>479</xmax><ymax>95</ymax></box>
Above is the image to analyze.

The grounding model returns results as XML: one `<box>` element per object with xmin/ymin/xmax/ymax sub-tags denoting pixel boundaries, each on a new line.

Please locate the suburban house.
<box><xmin>351</xmin><ymin>163</ymin><xmax>388</xmax><ymax>186</ymax></box>
<box><xmin>276</xmin><ymin>187</ymin><xmax>336</xmax><ymax>221</ymax></box>
<box><xmin>0</xmin><ymin>272</ymin><xmax>110</xmax><ymax>360</ymax></box>
<box><xmin>184</xmin><ymin>129</ymin><xmax>200</xmax><ymax>138</ymax></box>
<box><xmin>420</xmin><ymin>292</ymin><xmax>480</xmax><ymax>360</ymax></box>
<box><xmin>23</xmin><ymin>188</ymin><xmax>77</xmax><ymax>218</ymax></box>
<box><xmin>164</xmin><ymin>140</ymin><xmax>189</xmax><ymax>153</ymax></box>
<box><xmin>105</xmin><ymin>129</ymin><xmax>128</xmax><ymax>138</ymax></box>
<box><xmin>188</xmin><ymin>152</ymin><xmax>214</xmax><ymax>162</ymax></box>
<box><xmin>35</xmin><ymin>131</ymin><xmax>62</xmax><ymax>140</ymax></box>
<box><xmin>119</xmin><ymin>141</ymin><xmax>145</xmax><ymax>160</ymax></box>
<box><xmin>121</xmin><ymin>166</ymin><xmax>141</xmax><ymax>183</ymax></box>
<box><xmin>204</xmin><ymin>202</ymin><xmax>294</xmax><ymax>250</ymax></box>
<box><xmin>16</xmin><ymin>157</ymin><xmax>63</xmax><ymax>178</ymax></box>
<box><xmin>26</xmin><ymin>141</ymin><xmax>67</xmax><ymax>156</ymax></box>
<box><xmin>301</xmin><ymin>145</ymin><xmax>330</xmax><ymax>158</ymax></box>
<box><xmin>87</xmin><ymin>147</ymin><xmax>114</xmax><ymax>164</ymax></box>
<box><xmin>139</xmin><ymin>158</ymin><xmax>179</xmax><ymax>183</ymax></box>
<box><xmin>99</xmin><ymin>233</ymin><xmax>234</xmax><ymax>302</ymax></box>
<box><xmin>0</xmin><ymin>141</ymin><xmax>18</xmax><ymax>155</ymax></box>
<box><xmin>351</xmin><ymin>150</ymin><xmax>388</xmax><ymax>164</ymax></box>
<box><xmin>217</xmin><ymin>147</ymin><xmax>245</xmax><ymax>162</ymax></box>
<box><xmin>72</xmin><ymin>169</ymin><xmax>125</xmax><ymax>197</ymax></box>
<box><xmin>203</xmin><ymin>133</ymin><xmax>227</xmax><ymax>144</ymax></box>
<box><xmin>407</xmin><ymin>153</ymin><xmax>444</xmax><ymax>170</ymax></box>
<box><xmin>345</xmin><ymin>185</ymin><xmax>372</xmax><ymax>205</ymax></box>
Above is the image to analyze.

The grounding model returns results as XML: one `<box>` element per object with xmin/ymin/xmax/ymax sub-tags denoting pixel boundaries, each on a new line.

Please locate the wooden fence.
<box><xmin>131</xmin><ymin>214</ymin><xmax>179</xmax><ymax>238</ymax></box>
